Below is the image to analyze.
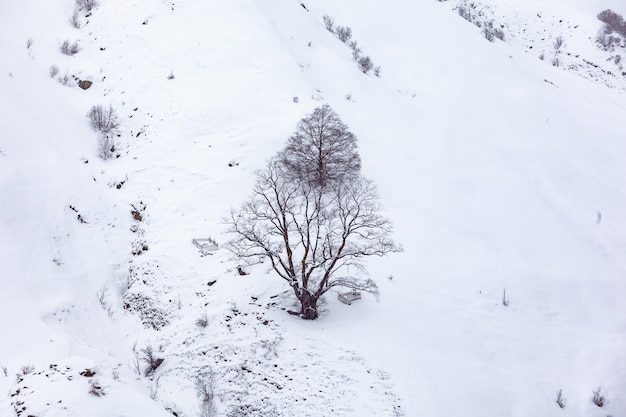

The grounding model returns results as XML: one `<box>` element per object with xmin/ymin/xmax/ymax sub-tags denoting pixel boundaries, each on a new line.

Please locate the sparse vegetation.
<box><xmin>552</xmin><ymin>36</ymin><xmax>564</xmax><ymax>67</ymax></box>
<box><xmin>69</xmin><ymin>10</ymin><xmax>81</xmax><ymax>28</ymax></box>
<box><xmin>556</xmin><ymin>389</ymin><xmax>567</xmax><ymax>409</ymax></box>
<box><xmin>49</xmin><ymin>65</ymin><xmax>60</xmax><ymax>78</ymax></box>
<box><xmin>322</xmin><ymin>14</ymin><xmax>334</xmax><ymax>32</ymax></box>
<box><xmin>140</xmin><ymin>345</ymin><xmax>164</xmax><ymax>377</ymax></box>
<box><xmin>76</xmin><ymin>0</ymin><xmax>99</xmax><ymax>12</ymax></box>
<box><xmin>58</xmin><ymin>71</ymin><xmax>73</xmax><ymax>86</ymax></box>
<box><xmin>60</xmin><ymin>39</ymin><xmax>80</xmax><ymax>55</ymax></box>
<box><xmin>26</xmin><ymin>38</ymin><xmax>34</xmax><ymax>50</ymax></box>
<box><xmin>592</xmin><ymin>387</ymin><xmax>605</xmax><ymax>407</ymax></box>
<box><xmin>196</xmin><ymin>313</ymin><xmax>209</xmax><ymax>328</ymax></box>
<box><xmin>96</xmin><ymin>282</ymin><xmax>114</xmax><ymax>316</ymax></box>
<box><xmin>501</xmin><ymin>288</ymin><xmax>509</xmax><ymax>306</ymax></box>
<box><xmin>195</xmin><ymin>371</ymin><xmax>218</xmax><ymax>417</ymax></box>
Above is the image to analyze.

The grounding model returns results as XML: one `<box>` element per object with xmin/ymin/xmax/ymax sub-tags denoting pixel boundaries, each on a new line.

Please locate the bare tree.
<box><xmin>227</xmin><ymin>161</ymin><xmax>400</xmax><ymax>320</ymax></box>
<box><xmin>277</xmin><ymin>104</ymin><xmax>361</xmax><ymax>188</ymax></box>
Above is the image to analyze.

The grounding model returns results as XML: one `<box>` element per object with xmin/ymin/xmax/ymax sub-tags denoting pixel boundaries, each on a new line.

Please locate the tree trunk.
<box><xmin>299</xmin><ymin>291</ymin><xmax>319</xmax><ymax>320</ymax></box>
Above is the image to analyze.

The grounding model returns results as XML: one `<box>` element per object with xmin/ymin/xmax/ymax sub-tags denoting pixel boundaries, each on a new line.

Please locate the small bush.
<box><xmin>335</xmin><ymin>26</ymin><xmax>353</xmax><ymax>42</ymax></box>
<box><xmin>458</xmin><ymin>5</ymin><xmax>473</xmax><ymax>22</ymax></box>
<box><xmin>26</xmin><ymin>38</ymin><xmax>34</xmax><ymax>50</ymax></box>
<box><xmin>195</xmin><ymin>371</ymin><xmax>217</xmax><ymax>417</ymax></box>
<box><xmin>373</xmin><ymin>66</ymin><xmax>382</xmax><ymax>77</ymax></box>
<box><xmin>592</xmin><ymin>387</ymin><xmax>605</xmax><ymax>407</ymax></box>
<box><xmin>49</xmin><ymin>65</ymin><xmax>60</xmax><ymax>78</ymax></box>
<box><xmin>69</xmin><ymin>10</ymin><xmax>81</xmax><ymax>28</ymax></box>
<box><xmin>195</xmin><ymin>314</ymin><xmax>209</xmax><ymax>328</ymax></box>
<box><xmin>167</xmin><ymin>69</ymin><xmax>175</xmax><ymax>80</ymax></box>
<box><xmin>357</xmin><ymin>55</ymin><xmax>374</xmax><ymax>73</ymax></box>
<box><xmin>87</xmin><ymin>105</ymin><xmax>120</xmax><ymax>134</ymax></box>
<box><xmin>60</xmin><ymin>39</ymin><xmax>80</xmax><ymax>55</ymax></box>
<box><xmin>349</xmin><ymin>41</ymin><xmax>362</xmax><ymax>60</ymax></box>
<box><xmin>556</xmin><ymin>389</ymin><xmax>567</xmax><ymax>409</ymax></box>
<box><xmin>76</xmin><ymin>0</ymin><xmax>99</xmax><ymax>11</ymax></box>
<box><xmin>322</xmin><ymin>14</ymin><xmax>334</xmax><ymax>32</ymax></box>
<box><xmin>140</xmin><ymin>345</ymin><xmax>163</xmax><ymax>377</ymax></box>
<box><xmin>89</xmin><ymin>379</ymin><xmax>106</xmax><ymax>396</ymax></box>
<box><xmin>58</xmin><ymin>71</ymin><xmax>73</xmax><ymax>86</ymax></box>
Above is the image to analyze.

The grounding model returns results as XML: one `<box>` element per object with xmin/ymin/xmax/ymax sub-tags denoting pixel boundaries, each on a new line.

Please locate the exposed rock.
<box><xmin>78</xmin><ymin>80</ymin><xmax>93</xmax><ymax>90</ymax></box>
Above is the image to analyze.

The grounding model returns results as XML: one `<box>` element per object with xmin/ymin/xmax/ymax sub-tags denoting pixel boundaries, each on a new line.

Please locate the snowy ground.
<box><xmin>1</xmin><ymin>0</ymin><xmax>625</xmax><ymax>416</ymax></box>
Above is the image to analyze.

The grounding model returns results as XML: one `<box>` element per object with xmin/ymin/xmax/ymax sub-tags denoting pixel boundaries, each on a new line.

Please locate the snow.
<box><xmin>1</xmin><ymin>0</ymin><xmax>625</xmax><ymax>416</ymax></box>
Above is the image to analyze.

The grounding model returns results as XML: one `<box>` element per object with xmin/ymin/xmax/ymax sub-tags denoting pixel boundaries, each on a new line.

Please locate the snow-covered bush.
<box><xmin>335</xmin><ymin>26</ymin><xmax>353</xmax><ymax>42</ymax></box>
<box><xmin>69</xmin><ymin>10</ymin><xmax>81</xmax><ymax>28</ymax></box>
<box><xmin>358</xmin><ymin>55</ymin><xmax>374</xmax><ymax>73</ymax></box>
<box><xmin>322</xmin><ymin>14</ymin><xmax>334</xmax><ymax>32</ymax></box>
<box><xmin>87</xmin><ymin>105</ymin><xmax>119</xmax><ymax>134</ymax></box>
<box><xmin>140</xmin><ymin>345</ymin><xmax>164</xmax><ymax>377</ymax></box>
<box><xmin>96</xmin><ymin>134</ymin><xmax>116</xmax><ymax>160</ymax></box>
<box><xmin>49</xmin><ymin>65</ymin><xmax>59</xmax><ymax>78</ymax></box>
<box><xmin>482</xmin><ymin>20</ymin><xmax>504</xmax><ymax>42</ymax></box>
<box><xmin>88</xmin><ymin>379</ymin><xmax>106</xmax><ymax>396</ymax></box>
<box><xmin>592</xmin><ymin>387</ymin><xmax>605</xmax><ymax>407</ymax></box>
<box><xmin>76</xmin><ymin>0</ymin><xmax>98</xmax><ymax>12</ymax></box>
<box><xmin>60</xmin><ymin>39</ymin><xmax>80</xmax><ymax>55</ymax></box>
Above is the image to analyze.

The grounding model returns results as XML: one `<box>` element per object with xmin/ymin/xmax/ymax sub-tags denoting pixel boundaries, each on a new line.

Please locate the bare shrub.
<box><xmin>96</xmin><ymin>282</ymin><xmax>114</xmax><ymax>314</ymax></box>
<box><xmin>60</xmin><ymin>39</ymin><xmax>80</xmax><ymax>55</ymax></box>
<box><xmin>458</xmin><ymin>4</ymin><xmax>474</xmax><ymax>22</ymax></box>
<box><xmin>349</xmin><ymin>40</ymin><xmax>362</xmax><ymax>61</ymax></box>
<box><xmin>20</xmin><ymin>364</ymin><xmax>35</xmax><ymax>375</ymax></box>
<box><xmin>69</xmin><ymin>10</ymin><xmax>81</xmax><ymax>28</ymax></box>
<box><xmin>501</xmin><ymin>288</ymin><xmax>509</xmax><ymax>306</ymax></box>
<box><xmin>482</xmin><ymin>20</ymin><xmax>505</xmax><ymax>42</ymax></box>
<box><xmin>167</xmin><ymin>69</ymin><xmax>175</xmax><ymax>80</ymax></box>
<box><xmin>97</xmin><ymin>134</ymin><xmax>116</xmax><ymax>160</ymax></box>
<box><xmin>76</xmin><ymin>0</ymin><xmax>99</xmax><ymax>12</ymax></box>
<box><xmin>87</xmin><ymin>105</ymin><xmax>120</xmax><ymax>134</ymax></box>
<box><xmin>16</xmin><ymin>364</ymin><xmax>35</xmax><ymax>382</ymax></box>
<box><xmin>552</xmin><ymin>36</ymin><xmax>564</xmax><ymax>67</ymax></box>
<box><xmin>58</xmin><ymin>71</ymin><xmax>73</xmax><ymax>86</ymax></box>
<box><xmin>556</xmin><ymin>389</ymin><xmax>567</xmax><ymax>409</ymax></box>
<box><xmin>335</xmin><ymin>26</ymin><xmax>353</xmax><ymax>42</ymax></box>
<box><xmin>322</xmin><ymin>14</ymin><xmax>334</xmax><ymax>32</ymax></box>
<box><xmin>49</xmin><ymin>65</ymin><xmax>60</xmax><ymax>78</ymax></box>
<box><xmin>357</xmin><ymin>55</ymin><xmax>374</xmax><ymax>73</ymax></box>
<box><xmin>26</xmin><ymin>38</ymin><xmax>34</xmax><ymax>50</ymax></box>
<box><xmin>592</xmin><ymin>387</ymin><xmax>605</xmax><ymax>407</ymax></box>
<box><xmin>195</xmin><ymin>371</ymin><xmax>217</xmax><ymax>417</ymax></box>
<box><xmin>373</xmin><ymin>66</ymin><xmax>382</xmax><ymax>77</ymax></box>
<box><xmin>140</xmin><ymin>345</ymin><xmax>164</xmax><ymax>377</ymax></box>
<box><xmin>195</xmin><ymin>314</ymin><xmax>209</xmax><ymax>328</ymax></box>
<box><xmin>1</xmin><ymin>364</ymin><xmax>7</xmax><ymax>377</ymax></box>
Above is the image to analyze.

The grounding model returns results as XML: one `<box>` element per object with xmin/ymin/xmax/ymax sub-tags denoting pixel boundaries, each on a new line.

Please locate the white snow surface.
<box><xmin>1</xmin><ymin>0</ymin><xmax>625</xmax><ymax>416</ymax></box>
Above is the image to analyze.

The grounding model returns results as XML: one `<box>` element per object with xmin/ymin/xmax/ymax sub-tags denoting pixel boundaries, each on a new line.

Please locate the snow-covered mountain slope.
<box><xmin>1</xmin><ymin>0</ymin><xmax>625</xmax><ymax>416</ymax></box>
